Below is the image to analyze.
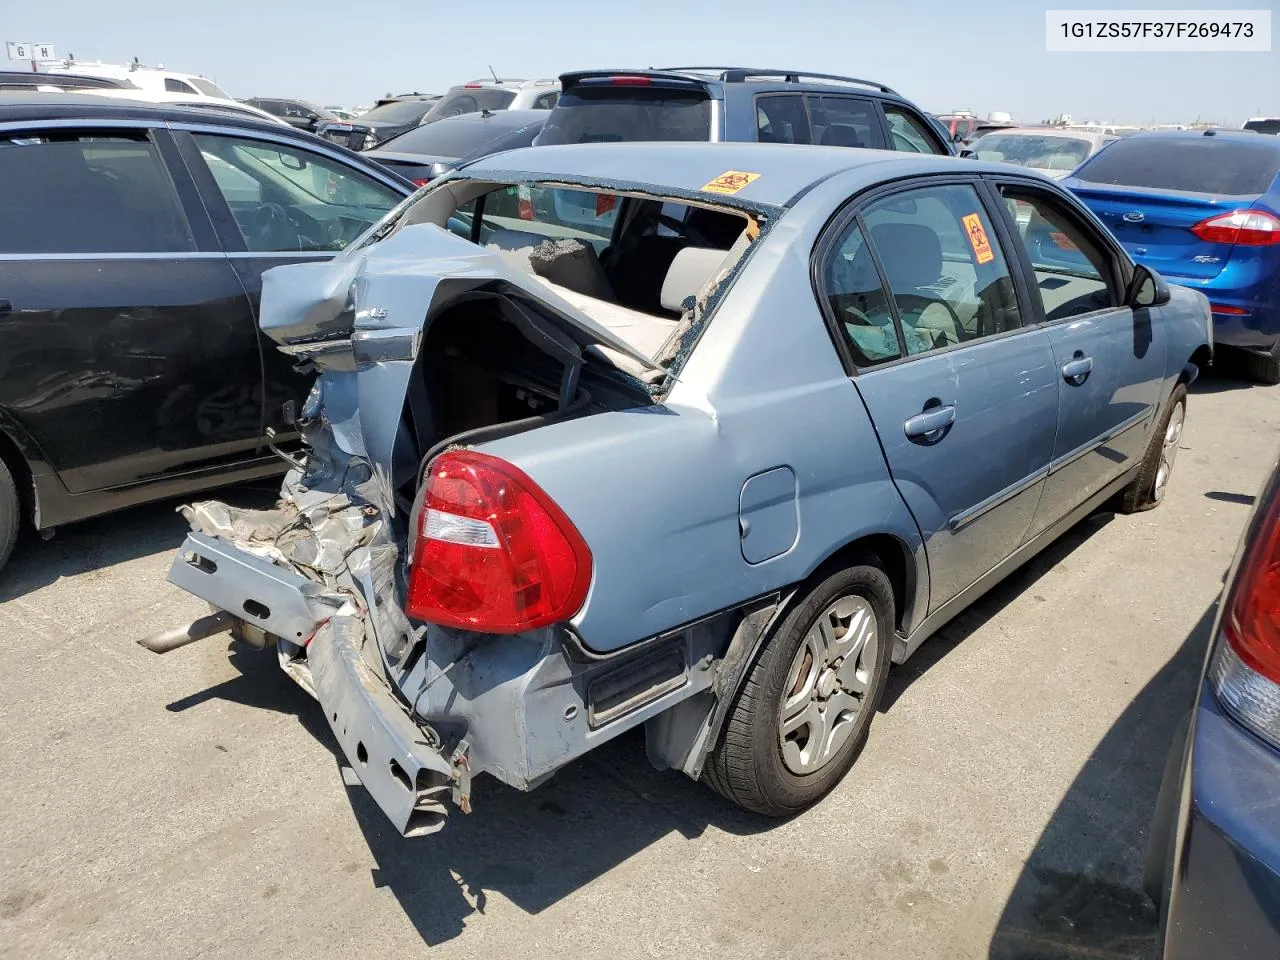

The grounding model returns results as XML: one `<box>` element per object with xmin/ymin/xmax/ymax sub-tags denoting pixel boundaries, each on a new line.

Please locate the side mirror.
<box><xmin>959</xmin><ymin>148</ymin><xmax>977</xmax><ymax>159</ymax></box>
<box><xmin>428</xmin><ymin>160</ymin><xmax>456</xmax><ymax>180</ymax></box>
<box><xmin>1127</xmin><ymin>263</ymin><xmax>1171</xmax><ymax>308</ymax></box>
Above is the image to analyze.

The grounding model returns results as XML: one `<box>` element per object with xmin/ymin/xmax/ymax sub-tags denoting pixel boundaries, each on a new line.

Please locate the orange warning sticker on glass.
<box><xmin>701</xmin><ymin>170</ymin><xmax>760</xmax><ymax>195</ymax></box>
<box><xmin>962</xmin><ymin>213</ymin><xmax>995</xmax><ymax>264</ymax></box>
<box><xmin>1049</xmin><ymin>231</ymin><xmax>1079</xmax><ymax>252</ymax></box>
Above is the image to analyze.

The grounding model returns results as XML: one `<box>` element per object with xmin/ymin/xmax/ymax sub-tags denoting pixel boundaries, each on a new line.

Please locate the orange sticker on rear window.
<box><xmin>962</xmin><ymin>213</ymin><xmax>995</xmax><ymax>264</ymax></box>
<box><xmin>701</xmin><ymin>170</ymin><xmax>760</xmax><ymax>195</ymax></box>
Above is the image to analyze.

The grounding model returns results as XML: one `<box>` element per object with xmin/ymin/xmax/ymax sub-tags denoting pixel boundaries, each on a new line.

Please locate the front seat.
<box><xmin>868</xmin><ymin>222</ymin><xmax>965</xmax><ymax>347</ymax></box>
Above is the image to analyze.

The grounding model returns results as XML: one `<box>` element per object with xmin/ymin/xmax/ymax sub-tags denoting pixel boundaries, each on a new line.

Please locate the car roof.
<box><xmin>0</xmin><ymin>90</ymin><xmax>301</xmax><ymax>135</ymax></box>
<box><xmin>560</xmin><ymin>67</ymin><xmax>899</xmax><ymax>97</ymax></box>
<box><xmin>459</xmin><ymin>141</ymin><xmax>990</xmax><ymax>208</ymax></box>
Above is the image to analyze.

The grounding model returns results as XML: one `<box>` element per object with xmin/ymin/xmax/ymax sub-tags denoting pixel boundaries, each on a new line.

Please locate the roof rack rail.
<box><xmin>661</xmin><ymin>66</ymin><xmax>897</xmax><ymax>95</ymax></box>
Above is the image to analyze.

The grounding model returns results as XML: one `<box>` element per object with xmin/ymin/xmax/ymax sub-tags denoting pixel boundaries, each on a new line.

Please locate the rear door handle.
<box><xmin>1062</xmin><ymin>356</ymin><xmax>1093</xmax><ymax>384</ymax></box>
<box><xmin>904</xmin><ymin>404</ymin><xmax>956</xmax><ymax>440</ymax></box>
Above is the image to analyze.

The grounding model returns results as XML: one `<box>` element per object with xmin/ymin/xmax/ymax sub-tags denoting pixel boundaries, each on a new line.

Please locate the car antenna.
<box><xmin>489</xmin><ymin>65</ymin><xmax>501</xmax><ymax>84</ymax></box>
<box><xmin>481</xmin><ymin>108</ymin><xmax>494</xmax><ymax>118</ymax></box>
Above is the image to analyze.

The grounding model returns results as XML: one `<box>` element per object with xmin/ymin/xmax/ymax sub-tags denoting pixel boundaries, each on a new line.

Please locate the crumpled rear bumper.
<box><xmin>308</xmin><ymin>615</ymin><xmax>457</xmax><ymax>838</ymax></box>
<box><xmin>166</xmin><ymin>532</ymin><xmax>460</xmax><ymax>838</ymax></box>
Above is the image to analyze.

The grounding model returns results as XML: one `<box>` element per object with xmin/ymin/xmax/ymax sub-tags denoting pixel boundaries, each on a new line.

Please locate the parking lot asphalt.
<box><xmin>0</xmin><ymin>372</ymin><xmax>1276</xmax><ymax>960</ymax></box>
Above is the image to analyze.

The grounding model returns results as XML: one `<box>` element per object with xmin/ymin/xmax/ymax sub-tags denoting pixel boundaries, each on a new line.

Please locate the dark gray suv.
<box><xmin>537</xmin><ymin>67</ymin><xmax>953</xmax><ymax>156</ymax></box>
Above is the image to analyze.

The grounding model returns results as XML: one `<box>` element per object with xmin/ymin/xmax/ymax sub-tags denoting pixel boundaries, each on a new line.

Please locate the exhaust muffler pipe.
<box><xmin>137</xmin><ymin>610</ymin><xmax>236</xmax><ymax>654</ymax></box>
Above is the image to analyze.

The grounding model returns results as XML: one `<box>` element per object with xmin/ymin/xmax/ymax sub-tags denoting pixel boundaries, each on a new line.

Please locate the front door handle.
<box><xmin>904</xmin><ymin>404</ymin><xmax>956</xmax><ymax>440</ymax></box>
<box><xmin>1062</xmin><ymin>356</ymin><xmax>1094</xmax><ymax>384</ymax></box>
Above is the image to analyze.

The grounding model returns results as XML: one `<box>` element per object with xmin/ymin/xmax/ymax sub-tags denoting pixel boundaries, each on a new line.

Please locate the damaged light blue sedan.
<box><xmin>145</xmin><ymin>142</ymin><xmax>1213</xmax><ymax>836</ymax></box>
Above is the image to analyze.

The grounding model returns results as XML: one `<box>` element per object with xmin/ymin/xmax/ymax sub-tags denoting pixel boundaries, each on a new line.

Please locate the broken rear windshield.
<box><xmin>537</xmin><ymin>87</ymin><xmax>712</xmax><ymax>145</ymax></box>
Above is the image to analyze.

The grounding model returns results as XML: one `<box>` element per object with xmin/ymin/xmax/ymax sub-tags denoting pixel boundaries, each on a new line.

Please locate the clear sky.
<box><xmin>5</xmin><ymin>0</ymin><xmax>1278</xmax><ymax>123</ymax></box>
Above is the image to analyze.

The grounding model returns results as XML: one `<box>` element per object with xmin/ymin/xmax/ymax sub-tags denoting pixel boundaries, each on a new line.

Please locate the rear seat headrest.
<box><xmin>659</xmin><ymin>246</ymin><xmax>731</xmax><ymax>314</ymax></box>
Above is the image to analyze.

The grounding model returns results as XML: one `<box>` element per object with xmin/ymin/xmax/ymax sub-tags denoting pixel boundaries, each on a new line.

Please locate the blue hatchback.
<box><xmin>1065</xmin><ymin>130</ymin><xmax>1280</xmax><ymax>382</ymax></box>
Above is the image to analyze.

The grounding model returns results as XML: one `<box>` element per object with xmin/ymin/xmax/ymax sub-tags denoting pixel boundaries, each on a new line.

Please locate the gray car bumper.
<box><xmin>166</xmin><ymin>533</ymin><xmax>459</xmax><ymax>838</ymax></box>
<box><xmin>308</xmin><ymin>615</ymin><xmax>458</xmax><ymax>837</ymax></box>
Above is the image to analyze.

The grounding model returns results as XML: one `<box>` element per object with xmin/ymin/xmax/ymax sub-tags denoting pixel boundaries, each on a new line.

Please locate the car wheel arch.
<box><xmin>806</xmin><ymin>532</ymin><xmax>920</xmax><ymax>637</ymax></box>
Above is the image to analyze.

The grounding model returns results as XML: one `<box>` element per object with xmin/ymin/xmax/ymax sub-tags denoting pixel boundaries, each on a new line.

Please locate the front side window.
<box><xmin>807</xmin><ymin>96</ymin><xmax>879</xmax><ymax>149</ymax></box>
<box><xmin>862</xmin><ymin>183</ymin><xmax>1022</xmax><ymax>353</ymax></box>
<box><xmin>822</xmin><ymin>220</ymin><xmax>905</xmax><ymax>366</ymax></box>
<box><xmin>884</xmin><ymin>106</ymin><xmax>946</xmax><ymax>154</ymax></box>
<box><xmin>0</xmin><ymin>132</ymin><xmax>194</xmax><ymax>254</ymax></box>
<box><xmin>756</xmin><ymin>94</ymin><xmax>811</xmax><ymax>145</ymax></box>
<box><xmin>188</xmin><ymin>77</ymin><xmax>232</xmax><ymax>99</ymax></box>
<box><xmin>192</xmin><ymin>134</ymin><xmax>403</xmax><ymax>251</ymax></box>
<box><xmin>1000</xmin><ymin>187</ymin><xmax>1117</xmax><ymax>320</ymax></box>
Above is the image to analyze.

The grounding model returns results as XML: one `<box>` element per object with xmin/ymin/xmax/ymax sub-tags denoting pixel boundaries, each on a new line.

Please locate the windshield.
<box><xmin>378</xmin><ymin>114</ymin><xmax>543</xmax><ymax>158</ymax></box>
<box><xmin>971</xmin><ymin>134</ymin><xmax>1093</xmax><ymax>171</ymax></box>
<box><xmin>423</xmin><ymin>88</ymin><xmax>518</xmax><ymax>122</ymax></box>
<box><xmin>189</xmin><ymin>76</ymin><xmax>232</xmax><ymax>99</ymax></box>
<box><xmin>1075</xmin><ymin>136</ymin><xmax>1280</xmax><ymax>195</ymax></box>
<box><xmin>1245</xmin><ymin>119</ymin><xmax>1280</xmax><ymax>136</ymax></box>
<box><xmin>359</xmin><ymin>99</ymin><xmax>437</xmax><ymax>123</ymax></box>
<box><xmin>538</xmin><ymin>86</ymin><xmax>712</xmax><ymax>144</ymax></box>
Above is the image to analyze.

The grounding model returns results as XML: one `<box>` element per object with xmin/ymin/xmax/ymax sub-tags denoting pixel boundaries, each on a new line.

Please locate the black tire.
<box><xmin>1241</xmin><ymin>343</ymin><xmax>1280</xmax><ymax>385</ymax></box>
<box><xmin>0</xmin><ymin>457</ymin><xmax>18</xmax><ymax>574</ymax></box>
<box><xmin>1118</xmin><ymin>384</ymin><xmax>1187</xmax><ymax>514</ymax></box>
<box><xmin>703</xmin><ymin>561</ymin><xmax>894</xmax><ymax>817</ymax></box>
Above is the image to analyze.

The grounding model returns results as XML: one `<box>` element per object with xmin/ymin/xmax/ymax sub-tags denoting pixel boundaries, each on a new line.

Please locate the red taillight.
<box><xmin>411</xmin><ymin>177</ymin><xmax>431</xmax><ymax>187</ymax></box>
<box><xmin>463</xmin><ymin>83</ymin><xmax>483</xmax><ymax>88</ymax></box>
<box><xmin>405</xmin><ymin>450</ymin><xmax>592</xmax><ymax>633</ymax></box>
<box><xmin>1210</xmin><ymin>303</ymin><xmax>1249</xmax><ymax>316</ymax></box>
<box><xmin>1191</xmin><ymin>209</ymin><xmax>1280</xmax><ymax>246</ymax></box>
<box><xmin>595</xmin><ymin>194</ymin><xmax>617</xmax><ymax>217</ymax></box>
<box><xmin>517</xmin><ymin>184</ymin><xmax>534</xmax><ymax>221</ymax></box>
<box><xmin>1223</xmin><ymin>492</ymin><xmax>1280</xmax><ymax>685</ymax></box>
<box><xmin>609</xmin><ymin>75</ymin><xmax>653</xmax><ymax>86</ymax></box>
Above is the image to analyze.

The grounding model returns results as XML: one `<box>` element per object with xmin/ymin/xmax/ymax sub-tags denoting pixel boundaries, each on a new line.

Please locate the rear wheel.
<box><xmin>0</xmin><ymin>458</ymin><xmax>19</xmax><ymax>574</ymax></box>
<box><xmin>703</xmin><ymin>562</ymin><xmax>893</xmax><ymax>817</ymax></box>
<box><xmin>1119</xmin><ymin>384</ymin><xmax>1187</xmax><ymax>514</ymax></box>
<box><xmin>1241</xmin><ymin>343</ymin><xmax>1280</xmax><ymax>385</ymax></box>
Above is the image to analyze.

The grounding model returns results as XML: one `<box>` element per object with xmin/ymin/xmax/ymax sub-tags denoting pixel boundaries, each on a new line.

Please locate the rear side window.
<box><xmin>1244</xmin><ymin>119</ymin><xmax>1280</xmax><ymax>135</ymax></box>
<box><xmin>822</xmin><ymin>220</ymin><xmax>903</xmax><ymax>367</ymax></box>
<box><xmin>537</xmin><ymin>85</ymin><xmax>712</xmax><ymax>144</ymax></box>
<box><xmin>1075</xmin><ymin>136</ymin><xmax>1280</xmax><ymax>195</ymax></box>
<box><xmin>0</xmin><ymin>132</ymin><xmax>195</xmax><ymax>254</ymax></box>
<box><xmin>756</xmin><ymin>94</ymin><xmax>811</xmax><ymax>144</ymax></box>
<box><xmin>164</xmin><ymin>78</ymin><xmax>198</xmax><ymax>94</ymax></box>
<box><xmin>423</xmin><ymin>88</ymin><xmax>517</xmax><ymax>122</ymax></box>
<box><xmin>808</xmin><ymin>96</ymin><xmax>880</xmax><ymax>149</ymax></box>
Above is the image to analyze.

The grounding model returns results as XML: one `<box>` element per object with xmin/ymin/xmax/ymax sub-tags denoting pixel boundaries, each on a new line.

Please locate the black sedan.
<box><xmin>0</xmin><ymin>93</ymin><xmax>414</xmax><ymax>572</ymax></box>
<box><xmin>316</xmin><ymin>95</ymin><xmax>440</xmax><ymax>151</ymax></box>
<box><xmin>240</xmin><ymin>97</ymin><xmax>339</xmax><ymax>133</ymax></box>
<box><xmin>365</xmin><ymin>108</ymin><xmax>547</xmax><ymax>185</ymax></box>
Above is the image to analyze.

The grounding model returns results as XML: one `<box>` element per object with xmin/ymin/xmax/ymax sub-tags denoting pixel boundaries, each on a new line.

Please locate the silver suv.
<box><xmin>421</xmin><ymin>78</ymin><xmax>560</xmax><ymax>122</ymax></box>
